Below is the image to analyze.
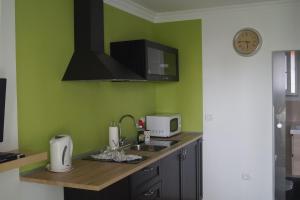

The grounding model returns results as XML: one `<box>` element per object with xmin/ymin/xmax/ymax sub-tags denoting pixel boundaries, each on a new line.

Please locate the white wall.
<box><xmin>0</xmin><ymin>1</ymin><xmax>63</xmax><ymax>199</ymax></box>
<box><xmin>202</xmin><ymin>1</ymin><xmax>300</xmax><ymax>200</ymax></box>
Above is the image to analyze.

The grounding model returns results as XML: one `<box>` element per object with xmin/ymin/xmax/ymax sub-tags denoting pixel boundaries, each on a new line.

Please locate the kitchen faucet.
<box><xmin>118</xmin><ymin>114</ymin><xmax>137</xmax><ymax>147</ymax></box>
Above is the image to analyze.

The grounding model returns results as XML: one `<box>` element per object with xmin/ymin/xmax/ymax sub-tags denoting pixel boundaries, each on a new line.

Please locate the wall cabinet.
<box><xmin>64</xmin><ymin>139</ymin><xmax>202</xmax><ymax>200</ymax></box>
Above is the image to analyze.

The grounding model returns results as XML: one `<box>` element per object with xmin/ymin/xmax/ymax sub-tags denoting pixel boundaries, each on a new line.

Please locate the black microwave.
<box><xmin>110</xmin><ymin>39</ymin><xmax>179</xmax><ymax>81</ymax></box>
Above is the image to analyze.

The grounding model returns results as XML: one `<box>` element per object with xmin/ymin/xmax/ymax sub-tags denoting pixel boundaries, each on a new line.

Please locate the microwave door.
<box><xmin>170</xmin><ymin>118</ymin><xmax>179</xmax><ymax>132</ymax></box>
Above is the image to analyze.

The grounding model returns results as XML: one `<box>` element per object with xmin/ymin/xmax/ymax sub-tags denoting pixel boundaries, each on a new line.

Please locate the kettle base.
<box><xmin>46</xmin><ymin>164</ymin><xmax>73</xmax><ymax>173</ymax></box>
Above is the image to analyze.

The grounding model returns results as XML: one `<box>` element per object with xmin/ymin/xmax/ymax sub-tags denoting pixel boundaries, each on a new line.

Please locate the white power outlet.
<box><xmin>205</xmin><ymin>114</ymin><xmax>214</xmax><ymax>121</ymax></box>
<box><xmin>241</xmin><ymin>173</ymin><xmax>251</xmax><ymax>181</ymax></box>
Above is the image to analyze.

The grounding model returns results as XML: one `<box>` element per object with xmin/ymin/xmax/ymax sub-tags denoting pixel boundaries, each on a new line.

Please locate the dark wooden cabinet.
<box><xmin>64</xmin><ymin>177</ymin><xmax>130</xmax><ymax>200</ymax></box>
<box><xmin>130</xmin><ymin>161</ymin><xmax>161</xmax><ymax>191</ymax></box>
<box><xmin>160</xmin><ymin>149</ymin><xmax>181</xmax><ymax>200</ymax></box>
<box><xmin>130</xmin><ymin>161</ymin><xmax>161</xmax><ymax>199</ymax></box>
<box><xmin>181</xmin><ymin>140</ymin><xmax>202</xmax><ymax>200</ymax></box>
<box><xmin>161</xmin><ymin>139</ymin><xmax>202</xmax><ymax>200</ymax></box>
<box><xmin>64</xmin><ymin>139</ymin><xmax>202</xmax><ymax>200</ymax></box>
<box><xmin>110</xmin><ymin>39</ymin><xmax>179</xmax><ymax>81</ymax></box>
<box><xmin>198</xmin><ymin>139</ymin><xmax>203</xmax><ymax>199</ymax></box>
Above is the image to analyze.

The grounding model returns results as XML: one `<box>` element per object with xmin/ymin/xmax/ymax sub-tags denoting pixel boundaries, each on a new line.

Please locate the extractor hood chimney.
<box><xmin>62</xmin><ymin>0</ymin><xmax>143</xmax><ymax>81</ymax></box>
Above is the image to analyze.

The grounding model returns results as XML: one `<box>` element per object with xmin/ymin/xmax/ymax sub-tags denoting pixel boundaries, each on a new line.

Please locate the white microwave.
<box><xmin>146</xmin><ymin>114</ymin><xmax>181</xmax><ymax>137</ymax></box>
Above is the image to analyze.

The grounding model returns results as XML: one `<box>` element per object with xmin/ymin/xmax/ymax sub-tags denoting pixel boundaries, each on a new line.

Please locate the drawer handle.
<box><xmin>144</xmin><ymin>190</ymin><xmax>155</xmax><ymax>197</ymax></box>
<box><xmin>180</xmin><ymin>149</ymin><xmax>187</xmax><ymax>160</ymax></box>
<box><xmin>183</xmin><ymin>149</ymin><xmax>187</xmax><ymax>160</ymax></box>
<box><xmin>143</xmin><ymin>167</ymin><xmax>154</xmax><ymax>174</ymax></box>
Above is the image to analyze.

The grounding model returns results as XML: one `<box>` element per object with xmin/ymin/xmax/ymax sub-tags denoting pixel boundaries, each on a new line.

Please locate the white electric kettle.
<box><xmin>49</xmin><ymin>135</ymin><xmax>73</xmax><ymax>172</ymax></box>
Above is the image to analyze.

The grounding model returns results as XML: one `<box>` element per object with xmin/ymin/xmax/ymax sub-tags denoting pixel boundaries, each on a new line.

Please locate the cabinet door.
<box><xmin>160</xmin><ymin>149</ymin><xmax>181</xmax><ymax>200</ymax></box>
<box><xmin>198</xmin><ymin>140</ymin><xmax>203</xmax><ymax>199</ymax></box>
<box><xmin>181</xmin><ymin>141</ymin><xmax>201</xmax><ymax>200</ymax></box>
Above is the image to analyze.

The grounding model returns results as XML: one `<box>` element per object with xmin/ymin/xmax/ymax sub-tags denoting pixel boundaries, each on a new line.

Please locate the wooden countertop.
<box><xmin>0</xmin><ymin>151</ymin><xmax>47</xmax><ymax>173</ymax></box>
<box><xmin>20</xmin><ymin>132</ymin><xmax>202</xmax><ymax>191</ymax></box>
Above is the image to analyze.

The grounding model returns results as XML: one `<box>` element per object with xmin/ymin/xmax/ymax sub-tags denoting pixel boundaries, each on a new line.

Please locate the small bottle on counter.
<box><xmin>144</xmin><ymin>130</ymin><xmax>151</xmax><ymax>144</ymax></box>
<box><xmin>137</xmin><ymin>132</ymin><xmax>145</xmax><ymax>144</ymax></box>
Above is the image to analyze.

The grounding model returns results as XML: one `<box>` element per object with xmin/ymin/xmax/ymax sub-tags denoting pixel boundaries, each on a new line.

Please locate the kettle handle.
<box><xmin>70</xmin><ymin>138</ymin><xmax>73</xmax><ymax>158</ymax></box>
<box><xmin>62</xmin><ymin>146</ymin><xmax>67</xmax><ymax>165</ymax></box>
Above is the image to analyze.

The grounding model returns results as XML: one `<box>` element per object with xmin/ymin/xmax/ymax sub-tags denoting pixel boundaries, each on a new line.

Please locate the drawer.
<box><xmin>130</xmin><ymin>161</ymin><xmax>160</xmax><ymax>189</ymax></box>
<box><xmin>133</xmin><ymin>181</ymin><xmax>162</xmax><ymax>200</ymax></box>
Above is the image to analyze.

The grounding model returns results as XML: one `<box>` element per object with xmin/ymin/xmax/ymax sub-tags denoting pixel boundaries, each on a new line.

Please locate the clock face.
<box><xmin>233</xmin><ymin>28</ymin><xmax>262</xmax><ymax>56</ymax></box>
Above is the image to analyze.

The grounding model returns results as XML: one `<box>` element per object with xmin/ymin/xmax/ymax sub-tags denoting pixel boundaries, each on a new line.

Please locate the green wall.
<box><xmin>15</xmin><ymin>0</ymin><xmax>202</xmax><ymax>169</ymax></box>
<box><xmin>153</xmin><ymin>20</ymin><xmax>202</xmax><ymax>131</ymax></box>
<box><xmin>16</xmin><ymin>0</ymin><xmax>155</xmax><ymax>155</ymax></box>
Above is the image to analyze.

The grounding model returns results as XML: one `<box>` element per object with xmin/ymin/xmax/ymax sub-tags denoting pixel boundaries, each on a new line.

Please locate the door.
<box><xmin>273</xmin><ymin>51</ymin><xmax>287</xmax><ymax>200</ymax></box>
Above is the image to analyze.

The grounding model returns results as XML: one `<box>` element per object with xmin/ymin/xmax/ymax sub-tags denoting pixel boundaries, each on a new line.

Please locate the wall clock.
<box><xmin>233</xmin><ymin>28</ymin><xmax>262</xmax><ymax>56</ymax></box>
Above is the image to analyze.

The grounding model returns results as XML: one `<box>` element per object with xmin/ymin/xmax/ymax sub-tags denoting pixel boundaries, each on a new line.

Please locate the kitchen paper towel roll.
<box><xmin>109</xmin><ymin>126</ymin><xmax>119</xmax><ymax>149</ymax></box>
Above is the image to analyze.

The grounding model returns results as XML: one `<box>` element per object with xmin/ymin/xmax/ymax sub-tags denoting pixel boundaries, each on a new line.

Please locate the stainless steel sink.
<box><xmin>130</xmin><ymin>144</ymin><xmax>166</xmax><ymax>152</ymax></box>
<box><xmin>149</xmin><ymin>140</ymin><xmax>178</xmax><ymax>147</ymax></box>
<box><xmin>130</xmin><ymin>140</ymin><xmax>178</xmax><ymax>152</ymax></box>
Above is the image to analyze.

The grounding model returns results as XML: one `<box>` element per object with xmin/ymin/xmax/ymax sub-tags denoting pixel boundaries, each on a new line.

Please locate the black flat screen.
<box><xmin>0</xmin><ymin>79</ymin><xmax>7</xmax><ymax>142</ymax></box>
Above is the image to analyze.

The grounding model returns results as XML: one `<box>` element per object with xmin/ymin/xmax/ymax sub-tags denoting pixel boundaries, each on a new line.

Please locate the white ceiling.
<box><xmin>130</xmin><ymin>0</ymin><xmax>278</xmax><ymax>12</ymax></box>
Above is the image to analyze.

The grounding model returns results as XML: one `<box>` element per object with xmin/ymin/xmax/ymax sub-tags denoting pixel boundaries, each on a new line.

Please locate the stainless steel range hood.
<box><xmin>62</xmin><ymin>0</ymin><xmax>144</xmax><ymax>81</ymax></box>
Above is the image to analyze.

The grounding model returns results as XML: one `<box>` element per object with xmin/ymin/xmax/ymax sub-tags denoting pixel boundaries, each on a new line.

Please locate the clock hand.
<box><xmin>245</xmin><ymin>41</ymin><xmax>250</xmax><ymax>48</ymax></box>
